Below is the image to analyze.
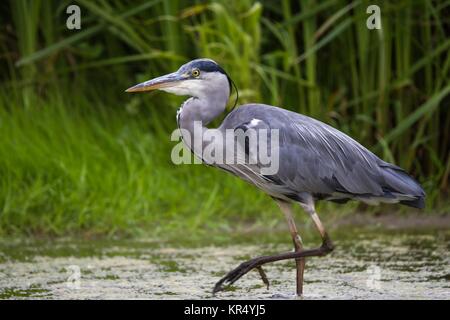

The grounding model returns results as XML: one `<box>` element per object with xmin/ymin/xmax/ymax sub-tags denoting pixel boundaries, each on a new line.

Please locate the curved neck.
<box><xmin>177</xmin><ymin>92</ymin><xmax>228</xmax><ymax>158</ymax></box>
<box><xmin>178</xmin><ymin>93</ymin><xmax>228</xmax><ymax>129</ymax></box>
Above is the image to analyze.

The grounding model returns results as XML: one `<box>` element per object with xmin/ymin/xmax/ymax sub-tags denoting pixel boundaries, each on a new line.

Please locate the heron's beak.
<box><xmin>125</xmin><ymin>72</ymin><xmax>186</xmax><ymax>93</ymax></box>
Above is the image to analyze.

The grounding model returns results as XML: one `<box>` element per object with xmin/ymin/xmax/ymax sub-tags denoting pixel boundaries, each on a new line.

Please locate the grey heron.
<box><xmin>126</xmin><ymin>58</ymin><xmax>425</xmax><ymax>296</ymax></box>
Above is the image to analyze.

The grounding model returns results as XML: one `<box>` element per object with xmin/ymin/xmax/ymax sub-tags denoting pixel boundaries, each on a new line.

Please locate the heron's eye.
<box><xmin>191</xmin><ymin>69</ymin><xmax>200</xmax><ymax>78</ymax></box>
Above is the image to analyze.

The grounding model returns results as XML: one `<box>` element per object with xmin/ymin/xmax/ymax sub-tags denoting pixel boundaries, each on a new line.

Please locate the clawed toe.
<box><xmin>256</xmin><ymin>266</ymin><xmax>270</xmax><ymax>289</ymax></box>
<box><xmin>212</xmin><ymin>260</ymin><xmax>263</xmax><ymax>294</ymax></box>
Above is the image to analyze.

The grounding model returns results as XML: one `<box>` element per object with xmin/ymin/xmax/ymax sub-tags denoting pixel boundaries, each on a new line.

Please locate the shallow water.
<box><xmin>0</xmin><ymin>230</ymin><xmax>448</xmax><ymax>299</ymax></box>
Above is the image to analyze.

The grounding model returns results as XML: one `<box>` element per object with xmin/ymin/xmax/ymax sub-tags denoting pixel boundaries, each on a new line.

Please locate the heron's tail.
<box><xmin>380</xmin><ymin>163</ymin><xmax>426</xmax><ymax>209</ymax></box>
<box><xmin>399</xmin><ymin>197</ymin><xmax>425</xmax><ymax>209</ymax></box>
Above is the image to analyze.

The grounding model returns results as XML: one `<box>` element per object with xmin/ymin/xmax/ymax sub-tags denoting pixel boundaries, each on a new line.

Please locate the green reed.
<box><xmin>0</xmin><ymin>0</ymin><xmax>448</xmax><ymax>236</ymax></box>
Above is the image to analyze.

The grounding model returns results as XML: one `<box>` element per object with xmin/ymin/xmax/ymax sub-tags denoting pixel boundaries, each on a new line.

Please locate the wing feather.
<box><xmin>219</xmin><ymin>104</ymin><xmax>424</xmax><ymax>204</ymax></box>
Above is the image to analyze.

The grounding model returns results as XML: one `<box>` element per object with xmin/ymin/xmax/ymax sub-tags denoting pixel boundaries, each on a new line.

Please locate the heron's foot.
<box><xmin>212</xmin><ymin>240</ymin><xmax>335</xmax><ymax>294</ymax></box>
<box><xmin>212</xmin><ymin>257</ymin><xmax>264</xmax><ymax>294</ymax></box>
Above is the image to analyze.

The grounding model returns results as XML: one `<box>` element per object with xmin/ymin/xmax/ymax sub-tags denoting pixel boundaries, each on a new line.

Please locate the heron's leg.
<box><xmin>298</xmin><ymin>200</ymin><xmax>334</xmax><ymax>250</ymax></box>
<box><xmin>276</xmin><ymin>200</ymin><xmax>305</xmax><ymax>296</ymax></box>
<box><xmin>213</xmin><ymin>200</ymin><xmax>334</xmax><ymax>294</ymax></box>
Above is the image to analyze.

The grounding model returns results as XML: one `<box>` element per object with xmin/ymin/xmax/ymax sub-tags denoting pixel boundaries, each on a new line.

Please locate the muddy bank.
<box><xmin>331</xmin><ymin>212</ymin><xmax>450</xmax><ymax>230</ymax></box>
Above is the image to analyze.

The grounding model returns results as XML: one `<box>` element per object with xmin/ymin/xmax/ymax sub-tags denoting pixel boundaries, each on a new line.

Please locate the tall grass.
<box><xmin>0</xmin><ymin>88</ymin><xmax>278</xmax><ymax>236</ymax></box>
<box><xmin>0</xmin><ymin>0</ymin><xmax>449</xmax><ymax>236</ymax></box>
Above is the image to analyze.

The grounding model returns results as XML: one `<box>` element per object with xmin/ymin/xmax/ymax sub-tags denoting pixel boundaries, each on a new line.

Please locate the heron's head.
<box><xmin>126</xmin><ymin>58</ymin><xmax>232</xmax><ymax>99</ymax></box>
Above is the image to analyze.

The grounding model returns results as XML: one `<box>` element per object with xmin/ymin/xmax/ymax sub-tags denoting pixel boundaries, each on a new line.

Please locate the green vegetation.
<box><xmin>0</xmin><ymin>0</ymin><xmax>449</xmax><ymax>237</ymax></box>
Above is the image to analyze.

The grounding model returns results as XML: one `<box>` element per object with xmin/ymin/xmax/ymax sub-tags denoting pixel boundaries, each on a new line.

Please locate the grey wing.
<box><xmin>220</xmin><ymin>104</ymin><xmax>425</xmax><ymax>207</ymax></box>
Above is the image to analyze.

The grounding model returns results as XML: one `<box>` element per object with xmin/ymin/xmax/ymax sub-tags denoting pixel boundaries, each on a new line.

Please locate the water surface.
<box><xmin>0</xmin><ymin>230</ymin><xmax>448</xmax><ymax>299</ymax></box>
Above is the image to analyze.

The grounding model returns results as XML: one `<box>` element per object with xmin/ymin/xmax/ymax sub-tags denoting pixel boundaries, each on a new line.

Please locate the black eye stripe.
<box><xmin>193</xmin><ymin>61</ymin><xmax>227</xmax><ymax>74</ymax></box>
<box><xmin>182</xmin><ymin>59</ymin><xmax>233</xmax><ymax>92</ymax></box>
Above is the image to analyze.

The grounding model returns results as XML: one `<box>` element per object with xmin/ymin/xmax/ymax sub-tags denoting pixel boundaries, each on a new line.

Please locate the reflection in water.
<box><xmin>0</xmin><ymin>231</ymin><xmax>448</xmax><ymax>299</ymax></box>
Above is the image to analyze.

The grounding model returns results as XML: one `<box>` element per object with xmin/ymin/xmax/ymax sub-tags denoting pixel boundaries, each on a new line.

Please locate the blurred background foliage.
<box><xmin>0</xmin><ymin>0</ymin><xmax>449</xmax><ymax>237</ymax></box>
